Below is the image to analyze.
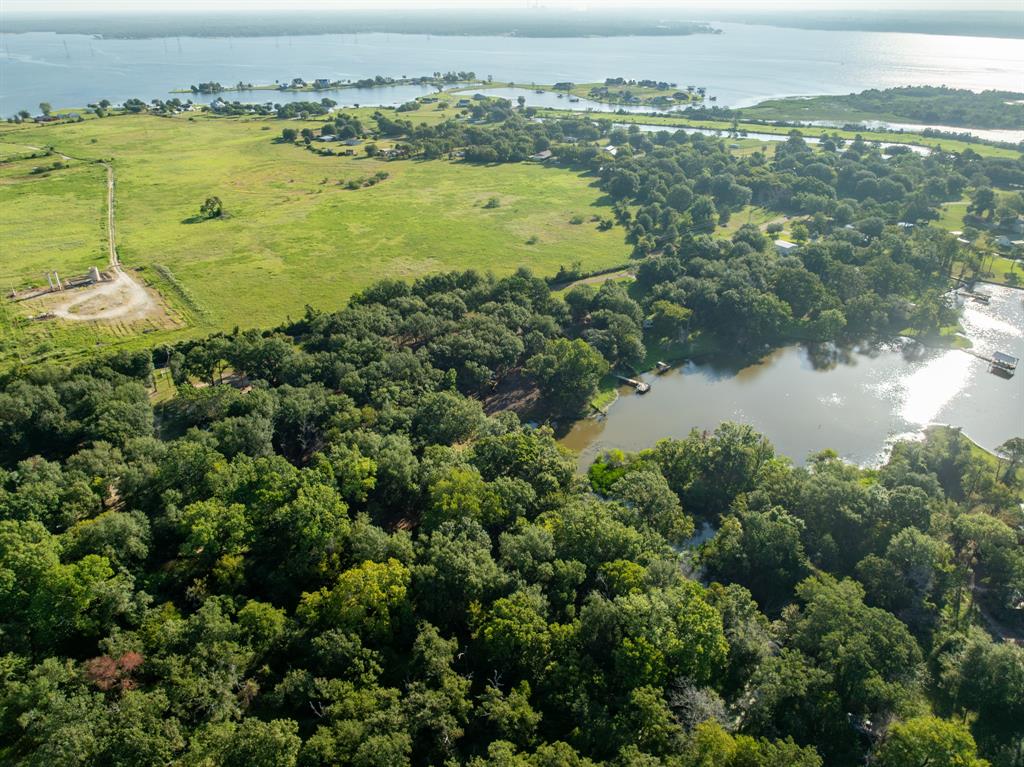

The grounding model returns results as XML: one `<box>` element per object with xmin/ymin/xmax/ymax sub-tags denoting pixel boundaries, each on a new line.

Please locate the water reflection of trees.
<box><xmin>900</xmin><ymin>340</ymin><xmax>931</xmax><ymax>363</ymax></box>
<box><xmin>804</xmin><ymin>342</ymin><xmax>856</xmax><ymax>371</ymax></box>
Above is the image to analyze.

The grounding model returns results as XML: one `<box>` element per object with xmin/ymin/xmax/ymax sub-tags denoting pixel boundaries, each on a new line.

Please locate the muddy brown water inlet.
<box><xmin>561</xmin><ymin>285</ymin><xmax>1024</xmax><ymax>469</ymax></box>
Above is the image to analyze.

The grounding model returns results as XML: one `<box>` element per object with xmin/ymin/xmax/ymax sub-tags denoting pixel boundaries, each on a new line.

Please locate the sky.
<box><xmin>3</xmin><ymin>0</ymin><xmax>1018</xmax><ymax>12</ymax></box>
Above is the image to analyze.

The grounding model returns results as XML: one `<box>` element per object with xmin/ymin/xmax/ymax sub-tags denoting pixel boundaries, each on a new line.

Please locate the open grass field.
<box><xmin>935</xmin><ymin>190</ymin><xmax>1020</xmax><ymax>234</ymax></box>
<box><xmin>935</xmin><ymin>196</ymin><xmax>971</xmax><ymax>232</ymax></box>
<box><xmin>0</xmin><ymin>155</ymin><xmax>109</xmax><ymax>290</ymax></box>
<box><xmin>0</xmin><ymin>110</ymin><xmax>630</xmax><ymax>366</ymax></box>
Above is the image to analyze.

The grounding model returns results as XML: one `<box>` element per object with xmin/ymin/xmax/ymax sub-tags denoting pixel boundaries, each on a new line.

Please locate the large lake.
<box><xmin>2</xmin><ymin>22</ymin><xmax>1022</xmax><ymax>114</ymax></box>
<box><xmin>561</xmin><ymin>286</ymin><xmax>1024</xmax><ymax>468</ymax></box>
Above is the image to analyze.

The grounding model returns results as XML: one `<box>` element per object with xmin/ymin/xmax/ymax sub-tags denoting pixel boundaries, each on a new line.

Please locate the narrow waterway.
<box><xmin>561</xmin><ymin>285</ymin><xmax>1024</xmax><ymax>468</ymax></box>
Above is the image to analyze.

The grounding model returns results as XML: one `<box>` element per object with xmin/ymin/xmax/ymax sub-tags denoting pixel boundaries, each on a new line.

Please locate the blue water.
<box><xmin>2</xmin><ymin>23</ymin><xmax>1021</xmax><ymax>115</ymax></box>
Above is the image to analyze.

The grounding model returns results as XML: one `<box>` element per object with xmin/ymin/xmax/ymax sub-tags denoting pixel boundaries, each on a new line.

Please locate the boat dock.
<box><xmin>963</xmin><ymin>348</ymin><xmax>1018</xmax><ymax>377</ymax></box>
<box><xmin>991</xmin><ymin>351</ymin><xmax>1018</xmax><ymax>376</ymax></box>
<box><xmin>616</xmin><ymin>375</ymin><xmax>651</xmax><ymax>393</ymax></box>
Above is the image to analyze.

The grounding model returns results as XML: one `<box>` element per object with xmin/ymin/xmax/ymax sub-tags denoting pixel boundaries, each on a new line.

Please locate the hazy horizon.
<box><xmin>4</xmin><ymin>0</ymin><xmax>1020</xmax><ymax>13</ymax></box>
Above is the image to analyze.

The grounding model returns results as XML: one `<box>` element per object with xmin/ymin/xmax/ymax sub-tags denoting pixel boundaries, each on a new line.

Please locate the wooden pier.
<box><xmin>616</xmin><ymin>375</ymin><xmax>651</xmax><ymax>393</ymax></box>
<box><xmin>962</xmin><ymin>348</ymin><xmax>1018</xmax><ymax>377</ymax></box>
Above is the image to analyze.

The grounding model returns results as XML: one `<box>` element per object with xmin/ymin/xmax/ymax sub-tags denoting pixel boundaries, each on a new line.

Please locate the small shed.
<box><xmin>774</xmin><ymin>239</ymin><xmax>799</xmax><ymax>255</ymax></box>
<box><xmin>530</xmin><ymin>149</ymin><xmax>554</xmax><ymax>162</ymax></box>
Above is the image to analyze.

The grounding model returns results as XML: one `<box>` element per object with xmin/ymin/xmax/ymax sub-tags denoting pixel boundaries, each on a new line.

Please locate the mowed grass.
<box><xmin>0</xmin><ymin>157</ymin><xmax>109</xmax><ymax>289</ymax></box>
<box><xmin>0</xmin><ymin>112</ymin><xmax>629</xmax><ymax>359</ymax></box>
<box><xmin>935</xmin><ymin>196</ymin><xmax>971</xmax><ymax>232</ymax></box>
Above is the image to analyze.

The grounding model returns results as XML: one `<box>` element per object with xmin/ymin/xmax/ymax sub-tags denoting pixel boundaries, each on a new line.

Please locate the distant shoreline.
<box><xmin>0</xmin><ymin>15</ymin><xmax>719</xmax><ymax>40</ymax></box>
<box><xmin>2</xmin><ymin>10</ymin><xmax>1022</xmax><ymax>40</ymax></box>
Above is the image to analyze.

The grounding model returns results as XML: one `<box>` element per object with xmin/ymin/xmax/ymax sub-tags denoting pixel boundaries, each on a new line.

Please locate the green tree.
<box><xmin>200</xmin><ymin>196</ymin><xmax>224</xmax><ymax>219</ymax></box>
<box><xmin>968</xmin><ymin>186</ymin><xmax>997</xmax><ymax>219</ymax></box>
<box><xmin>525</xmin><ymin>338</ymin><xmax>609</xmax><ymax>416</ymax></box>
<box><xmin>702</xmin><ymin>506</ymin><xmax>810</xmax><ymax>608</ymax></box>
<box><xmin>872</xmin><ymin>716</ymin><xmax>988</xmax><ymax>767</ymax></box>
<box><xmin>299</xmin><ymin>558</ymin><xmax>410</xmax><ymax>640</ymax></box>
<box><xmin>610</xmin><ymin>468</ymin><xmax>694</xmax><ymax>545</ymax></box>
<box><xmin>995</xmin><ymin>436</ymin><xmax>1024</xmax><ymax>484</ymax></box>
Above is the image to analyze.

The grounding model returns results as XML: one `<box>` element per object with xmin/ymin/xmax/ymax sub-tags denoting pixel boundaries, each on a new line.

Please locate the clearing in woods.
<box><xmin>0</xmin><ymin>107</ymin><xmax>629</xmax><ymax>367</ymax></box>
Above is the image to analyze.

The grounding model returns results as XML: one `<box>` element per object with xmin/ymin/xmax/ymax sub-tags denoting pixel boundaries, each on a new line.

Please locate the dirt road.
<box><xmin>46</xmin><ymin>157</ymin><xmax>161</xmax><ymax>322</ymax></box>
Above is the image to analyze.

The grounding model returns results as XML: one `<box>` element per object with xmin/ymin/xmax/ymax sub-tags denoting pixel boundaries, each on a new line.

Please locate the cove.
<box><xmin>561</xmin><ymin>285</ymin><xmax>1024</xmax><ymax>468</ymax></box>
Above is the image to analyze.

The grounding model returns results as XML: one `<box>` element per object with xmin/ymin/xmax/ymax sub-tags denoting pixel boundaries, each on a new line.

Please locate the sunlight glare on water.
<box><xmin>885</xmin><ymin>350</ymin><xmax>975</xmax><ymax>427</ymax></box>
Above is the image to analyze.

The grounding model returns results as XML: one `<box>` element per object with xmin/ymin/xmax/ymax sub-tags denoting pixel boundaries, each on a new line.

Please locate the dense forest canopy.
<box><xmin>1</xmin><ymin>261</ymin><xmax>1021</xmax><ymax>766</ymax></box>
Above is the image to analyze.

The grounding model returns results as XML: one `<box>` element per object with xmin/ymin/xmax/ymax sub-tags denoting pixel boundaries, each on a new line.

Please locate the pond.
<box><xmin>561</xmin><ymin>285</ymin><xmax>1024</xmax><ymax>468</ymax></box>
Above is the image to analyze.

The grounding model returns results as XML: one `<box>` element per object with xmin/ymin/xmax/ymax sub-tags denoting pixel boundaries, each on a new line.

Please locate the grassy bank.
<box><xmin>537</xmin><ymin>109</ymin><xmax>1022</xmax><ymax>158</ymax></box>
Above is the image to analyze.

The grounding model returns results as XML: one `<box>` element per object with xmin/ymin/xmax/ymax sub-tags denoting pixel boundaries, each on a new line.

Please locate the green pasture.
<box><xmin>0</xmin><ymin>156</ymin><xmax>108</xmax><ymax>289</ymax></box>
<box><xmin>0</xmin><ymin>111</ymin><xmax>629</xmax><ymax>365</ymax></box>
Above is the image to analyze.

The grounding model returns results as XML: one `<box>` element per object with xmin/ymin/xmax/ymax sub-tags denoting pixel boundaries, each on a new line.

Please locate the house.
<box><xmin>603</xmin><ymin>145</ymin><xmax>618</xmax><ymax>156</ymax></box>
<box><xmin>774</xmin><ymin>239</ymin><xmax>799</xmax><ymax>255</ymax></box>
<box><xmin>34</xmin><ymin>115</ymin><xmax>58</xmax><ymax>123</ymax></box>
<box><xmin>314</xmin><ymin>79</ymin><xmax>331</xmax><ymax>89</ymax></box>
<box><xmin>529</xmin><ymin>149</ymin><xmax>553</xmax><ymax>162</ymax></box>
<box><xmin>316</xmin><ymin>134</ymin><xmax>338</xmax><ymax>142</ymax></box>
<box><xmin>896</xmin><ymin>221</ymin><xmax>914</xmax><ymax>230</ymax></box>
<box><xmin>343</xmin><ymin>138</ymin><xmax>363</xmax><ymax>146</ymax></box>
<box><xmin>472</xmin><ymin>93</ymin><xmax>487</xmax><ymax>101</ymax></box>
<box><xmin>291</xmin><ymin>78</ymin><xmax>307</xmax><ymax>88</ymax></box>
<box><xmin>995</xmin><ymin>235</ymin><xmax>1013</xmax><ymax>248</ymax></box>
<box><xmin>456</xmin><ymin>99</ymin><xmax>472</xmax><ymax>108</ymax></box>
